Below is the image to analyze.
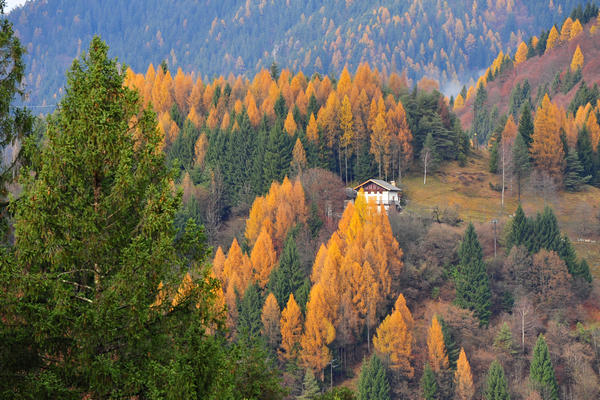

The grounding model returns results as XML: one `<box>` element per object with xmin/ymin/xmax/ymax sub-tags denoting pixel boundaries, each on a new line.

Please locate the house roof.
<box><xmin>353</xmin><ymin>179</ymin><xmax>402</xmax><ymax>192</ymax></box>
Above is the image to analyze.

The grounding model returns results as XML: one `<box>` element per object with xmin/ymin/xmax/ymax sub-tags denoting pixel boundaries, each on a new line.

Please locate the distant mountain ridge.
<box><xmin>9</xmin><ymin>0</ymin><xmax>595</xmax><ymax>107</ymax></box>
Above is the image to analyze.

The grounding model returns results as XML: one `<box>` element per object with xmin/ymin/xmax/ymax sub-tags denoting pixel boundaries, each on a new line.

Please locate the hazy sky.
<box><xmin>5</xmin><ymin>0</ymin><xmax>26</xmax><ymax>12</ymax></box>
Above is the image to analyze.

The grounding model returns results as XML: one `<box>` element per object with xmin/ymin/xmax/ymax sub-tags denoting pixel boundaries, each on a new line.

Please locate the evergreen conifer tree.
<box><xmin>485</xmin><ymin>361</ymin><xmax>510</xmax><ymax>400</ymax></box>
<box><xmin>518</xmin><ymin>102</ymin><xmax>534</xmax><ymax>148</ymax></box>
<box><xmin>530</xmin><ymin>335</ymin><xmax>559</xmax><ymax>400</ymax></box>
<box><xmin>489</xmin><ymin>140</ymin><xmax>499</xmax><ymax>173</ymax></box>
<box><xmin>531</xmin><ymin>207</ymin><xmax>560</xmax><ymax>253</ymax></box>
<box><xmin>564</xmin><ymin>148</ymin><xmax>591</xmax><ymax>191</ymax></box>
<box><xmin>455</xmin><ymin>223</ymin><xmax>492</xmax><ymax>326</ymax></box>
<box><xmin>263</xmin><ymin>122</ymin><xmax>292</xmax><ymax>189</ymax></box>
<box><xmin>576</xmin><ymin>126</ymin><xmax>595</xmax><ymax>181</ymax></box>
<box><xmin>512</xmin><ymin>133</ymin><xmax>531</xmax><ymax>202</ymax></box>
<box><xmin>298</xmin><ymin>369</ymin><xmax>321</xmax><ymax>400</ymax></box>
<box><xmin>439</xmin><ymin>317</ymin><xmax>460</xmax><ymax>369</ymax></box>
<box><xmin>506</xmin><ymin>204</ymin><xmax>533</xmax><ymax>251</ymax></box>
<box><xmin>237</xmin><ymin>283</ymin><xmax>265</xmax><ymax>343</ymax></box>
<box><xmin>357</xmin><ymin>354</ymin><xmax>391</xmax><ymax>400</ymax></box>
<box><xmin>268</xmin><ymin>233</ymin><xmax>306</xmax><ymax>307</ymax></box>
<box><xmin>420</xmin><ymin>363</ymin><xmax>439</xmax><ymax>400</ymax></box>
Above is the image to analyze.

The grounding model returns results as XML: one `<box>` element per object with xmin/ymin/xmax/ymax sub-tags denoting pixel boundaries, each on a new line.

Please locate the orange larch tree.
<box><xmin>280</xmin><ymin>293</ymin><xmax>304</xmax><ymax>362</ymax></box>
<box><xmin>546</xmin><ymin>26</ymin><xmax>559</xmax><ymax>51</ymax></box>
<box><xmin>261</xmin><ymin>293</ymin><xmax>282</xmax><ymax>350</ymax></box>
<box><xmin>250</xmin><ymin>227</ymin><xmax>277</xmax><ymax>288</ymax></box>
<box><xmin>571</xmin><ymin>45</ymin><xmax>584</xmax><ymax>72</ymax></box>
<box><xmin>454</xmin><ymin>347</ymin><xmax>475</xmax><ymax>400</ymax></box>
<box><xmin>372</xmin><ymin>295</ymin><xmax>414</xmax><ymax>378</ymax></box>
<box><xmin>531</xmin><ymin>94</ymin><xmax>565</xmax><ymax>180</ymax></box>
<box><xmin>514</xmin><ymin>42</ymin><xmax>528</xmax><ymax>65</ymax></box>
<box><xmin>284</xmin><ymin>110</ymin><xmax>298</xmax><ymax>136</ymax></box>
<box><xmin>427</xmin><ymin>315</ymin><xmax>449</xmax><ymax>372</ymax></box>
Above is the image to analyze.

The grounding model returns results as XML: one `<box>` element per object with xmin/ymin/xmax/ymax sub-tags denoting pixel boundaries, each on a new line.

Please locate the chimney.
<box><xmin>390</xmin><ymin>180</ymin><xmax>396</xmax><ymax>187</ymax></box>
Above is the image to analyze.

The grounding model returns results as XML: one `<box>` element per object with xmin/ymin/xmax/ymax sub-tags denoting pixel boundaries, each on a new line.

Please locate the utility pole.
<box><xmin>492</xmin><ymin>219</ymin><xmax>497</xmax><ymax>258</ymax></box>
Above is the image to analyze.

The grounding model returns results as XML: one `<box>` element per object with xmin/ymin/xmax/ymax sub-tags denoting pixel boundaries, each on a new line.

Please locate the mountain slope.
<box><xmin>11</xmin><ymin>0</ymin><xmax>593</xmax><ymax>106</ymax></box>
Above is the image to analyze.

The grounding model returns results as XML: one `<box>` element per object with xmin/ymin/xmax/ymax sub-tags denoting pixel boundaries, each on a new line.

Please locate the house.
<box><xmin>352</xmin><ymin>179</ymin><xmax>402</xmax><ymax>212</ymax></box>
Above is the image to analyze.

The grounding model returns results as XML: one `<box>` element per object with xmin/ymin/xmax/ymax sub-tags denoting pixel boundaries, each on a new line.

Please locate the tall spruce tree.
<box><xmin>455</xmin><ymin>223</ymin><xmax>492</xmax><ymax>326</ymax></box>
<box><xmin>237</xmin><ymin>282</ymin><xmax>264</xmax><ymax>343</ymax></box>
<box><xmin>1</xmin><ymin>37</ymin><xmax>228</xmax><ymax>398</ymax></box>
<box><xmin>512</xmin><ymin>133</ymin><xmax>531</xmax><ymax>202</ymax></box>
<box><xmin>357</xmin><ymin>354</ymin><xmax>391</xmax><ymax>400</ymax></box>
<box><xmin>267</xmin><ymin>232</ymin><xmax>306</xmax><ymax>308</ymax></box>
<box><xmin>420</xmin><ymin>363</ymin><xmax>439</xmax><ymax>400</ymax></box>
<box><xmin>530</xmin><ymin>335</ymin><xmax>559</xmax><ymax>400</ymax></box>
<box><xmin>298</xmin><ymin>369</ymin><xmax>321</xmax><ymax>400</ymax></box>
<box><xmin>563</xmin><ymin>148</ymin><xmax>590</xmax><ymax>191</ymax></box>
<box><xmin>263</xmin><ymin>121</ymin><xmax>292</xmax><ymax>190</ymax></box>
<box><xmin>484</xmin><ymin>361</ymin><xmax>510</xmax><ymax>400</ymax></box>
<box><xmin>531</xmin><ymin>206</ymin><xmax>560</xmax><ymax>254</ymax></box>
<box><xmin>576</xmin><ymin>126</ymin><xmax>595</xmax><ymax>181</ymax></box>
<box><xmin>506</xmin><ymin>204</ymin><xmax>533</xmax><ymax>251</ymax></box>
<box><xmin>518</xmin><ymin>102</ymin><xmax>534</xmax><ymax>149</ymax></box>
<box><xmin>439</xmin><ymin>317</ymin><xmax>460</xmax><ymax>369</ymax></box>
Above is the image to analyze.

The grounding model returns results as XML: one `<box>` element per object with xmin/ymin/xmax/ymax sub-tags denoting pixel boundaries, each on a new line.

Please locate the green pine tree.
<box><xmin>420</xmin><ymin>363</ymin><xmax>439</xmax><ymax>400</ymax></box>
<box><xmin>563</xmin><ymin>148</ymin><xmax>590</xmax><ymax>192</ymax></box>
<box><xmin>506</xmin><ymin>204</ymin><xmax>533</xmax><ymax>251</ymax></box>
<box><xmin>455</xmin><ymin>223</ymin><xmax>492</xmax><ymax>326</ymax></box>
<box><xmin>493</xmin><ymin>323</ymin><xmax>516</xmax><ymax>354</ymax></box>
<box><xmin>485</xmin><ymin>360</ymin><xmax>510</xmax><ymax>400</ymax></box>
<box><xmin>263</xmin><ymin>121</ymin><xmax>292</xmax><ymax>190</ymax></box>
<box><xmin>512</xmin><ymin>133</ymin><xmax>531</xmax><ymax>202</ymax></box>
<box><xmin>2</xmin><ymin>36</ymin><xmax>228</xmax><ymax>398</ymax></box>
<box><xmin>298</xmin><ymin>369</ymin><xmax>321</xmax><ymax>400</ymax></box>
<box><xmin>531</xmin><ymin>206</ymin><xmax>560</xmax><ymax>254</ymax></box>
<box><xmin>518</xmin><ymin>102</ymin><xmax>534</xmax><ymax>149</ymax></box>
<box><xmin>529</xmin><ymin>335</ymin><xmax>559</xmax><ymax>400</ymax></box>
<box><xmin>439</xmin><ymin>317</ymin><xmax>460</xmax><ymax>369</ymax></box>
<box><xmin>489</xmin><ymin>140</ymin><xmax>499</xmax><ymax>173</ymax></box>
<box><xmin>357</xmin><ymin>354</ymin><xmax>391</xmax><ymax>400</ymax></box>
<box><xmin>237</xmin><ymin>282</ymin><xmax>264</xmax><ymax>343</ymax></box>
<box><xmin>576</xmin><ymin>126</ymin><xmax>595</xmax><ymax>181</ymax></box>
<box><xmin>267</xmin><ymin>232</ymin><xmax>306</xmax><ymax>308</ymax></box>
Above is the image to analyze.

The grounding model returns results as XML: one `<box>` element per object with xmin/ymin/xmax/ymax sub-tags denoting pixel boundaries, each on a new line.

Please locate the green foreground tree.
<box><xmin>358</xmin><ymin>354</ymin><xmax>391</xmax><ymax>400</ymax></box>
<box><xmin>485</xmin><ymin>360</ymin><xmax>510</xmax><ymax>400</ymax></box>
<box><xmin>530</xmin><ymin>335</ymin><xmax>559</xmax><ymax>400</ymax></box>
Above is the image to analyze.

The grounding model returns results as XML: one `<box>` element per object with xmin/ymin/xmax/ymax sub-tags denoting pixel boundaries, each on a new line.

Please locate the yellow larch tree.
<box><xmin>454</xmin><ymin>93</ymin><xmax>465</xmax><ymax>109</ymax></box>
<box><xmin>280</xmin><ymin>294</ymin><xmax>304</xmax><ymax>361</ymax></box>
<box><xmin>188</xmin><ymin>77</ymin><xmax>204</xmax><ymax>112</ymax></box>
<box><xmin>212</xmin><ymin>246</ymin><xmax>226</xmax><ymax>281</ymax></box>
<box><xmin>546</xmin><ymin>26</ymin><xmax>559</xmax><ymax>51</ymax></box>
<box><xmin>393</xmin><ymin>293</ymin><xmax>414</xmax><ymax>330</ymax></box>
<box><xmin>502</xmin><ymin>115</ymin><xmax>518</xmax><ymax>146</ymax></box>
<box><xmin>571</xmin><ymin>45</ymin><xmax>584</xmax><ymax>71</ymax></box>
<box><xmin>427</xmin><ymin>315</ymin><xmax>449</xmax><ymax>372</ymax></box>
<box><xmin>246</xmin><ymin>91</ymin><xmax>261</xmax><ymax>127</ymax></box>
<box><xmin>586</xmin><ymin>111</ymin><xmax>600</xmax><ymax>151</ymax></box>
<box><xmin>250</xmin><ymin>227</ymin><xmax>277</xmax><ymax>288</ymax></box>
<box><xmin>223</xmin><ymin>238</ymin><xmax>252</xmax><ymax>294</ymax></box>
<box><xmin>337</xmin><ymin>66</ymin><xmax>353</xmax><ymax>99</ymax></box>
<box><xmin>261</xmin><ymin>293</ymin><xmax>281</xmax><ymax>349</ymax></box>
<box><xmin>370</xmin><ymin>112</ymin><xmax>391</xmax><ymax>178</ymax></box>
<box><xmin>570</xmin><ymin>19</ymin><xmax>583</xmax><ymax>39</ymax></box>
<box><xmin>220</xmin><ymin>111</ymin><xmax>231</xmax><ymax>131</ymax></box>
<box><xmin>173</xmin><ymin>67</ymin><xmax>193</xmax><ymax>112</ymax></box>
<box><xmin>193</xmin><ymin>133</ymin><xmax>208</xmax><ymax>168</ymax></box>
<box><xmin>306</xmin><ymin>113</ymin><xmax>319</xmax><ymax>142</ymax></box>
<box><xmin>372</xmin><ymin>297</ymin><xmax>414</xmax><ymax>377</ymax></box>
<box><xmin>301</xmin><ymin>283</ymin><xmax>335</xmax><ymax>380</ymax></box>
<box><xmin>291</xmin><ymin>138</ymin><xmax>307</xmax><ymax>175</ymax></box>
<box><xmin>454</xmin><ymin>347</ymin><xmax>475</xmax><ymax>400</ymax></box>
<box><xmin>531</xmin><ymin>94</ymin><xmax>566</xmax><ymax>179</ymax></box>
<box><xmin>560</xmin><ymin>17</ymin><xmax>573</xmax><ymax>42</ymax></box>
<box><xmin>284</xmin><ymin>110</ymin><xmax>298</xmax><ymax>136</ymax></box>
<box><xmin>339</xmin><ymin>95</ymin><xmax>355</xmax><ymax>183</ymax></box>
<box><xmin>187</xmin><ymin>106</ymin><xmax>202</xmax><ymax>128</ymax></box>
<box><xmin>514</xmin><ymin>41</ymin><xmax>528</xmax><ymax>65</ymax></box>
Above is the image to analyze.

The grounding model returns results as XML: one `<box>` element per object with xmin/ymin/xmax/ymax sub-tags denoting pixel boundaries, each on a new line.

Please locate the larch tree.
<box><xmin>531</xmin><ymin>95</ymin><xmax>565</xmax><ymax>182</ymax></box>
<box><xmin>370</xmin><ymin>112</ymin><xmax>390</xmax><ymax>179</ymax></box>
<box><xmin>545</xmin><ymin>26</ymin><xmax>559</xmax><ymax>52</ymax></box>
<box><xmin>301</xmin><ymin>283</ymin><xmax>335</xmax><ymax>380</ymax></box>
<box><xmin>261</xmin><ymin>293</ymin><xmax>282</xmax><ymax>350</ymax></box>
<box><xmin>279</xmin><ymin>293</ymin><xmax>303</xmax><ymax>362</ymax></box>
<box><xmin>306</xmin><ymin>113</ymin><xmax>319</xmax><ymax>142</ymax></box>
<box><xmin>427</xmin><ymin>316</ymin><xmax>449</xmax><ymax>373</ymax></box>
<box><xmin>291</xmin><ymin>137</ymin><xmax>307</xmax><ymax>176</ymax></box>
<box><xmin>560</xmin><ymin>17</ymin><xmax>573</xmax><ymax>42</ymax></box>
<box><xmin>514</xmin><ymin>42</ymin><xmax>528</xmax><ymax>65</ymax></box>
<box><xmin>250</xmin><ymin>227</ymin><xmax>277</xmax><ymax>288</ymax></box>
<box><xmin>339</xmin><ymin>95</ymin><xmax>355</xmax><ymax>184</ymax></box>
<box><xmin>284</xmin><ymin>109</ymin><xmax>297</xmax><ymax>136</ymax></box>
<box><xmin>393</xmin><ymin>101</ymin><xmax>413</xmax><ymax>182</ymax></box>
<box><xmin>455</xmin><ymin>348</ymin><xmax>475</xmax><ymax>400</ymax></box>
<box><xmin>570</xmin><ymin>19</ymin><xmax>583</xmax><ymax>39</ymax></box>
<box><xmin>570</xmin><ymin>45</ymin><xmax>584</xmax><ymax>72</ymax></box>
<box><xmin>372</xmin><ymin>303</ymin><xmax>414</xmax><ymax>378</ymax></box>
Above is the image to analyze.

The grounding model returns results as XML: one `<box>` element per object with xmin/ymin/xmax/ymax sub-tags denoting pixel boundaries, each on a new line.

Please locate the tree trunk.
<box><xmin>423</xmin><ymin>152</ymin><xmax>428</xmax><ymax>185</ymax></box>
<box><xmin>344</xmin><ymin>148</ymin><xmax>348</xmax><ymax>185</ymax></box>
<box><xmin>501</xmin><ymin>142</ymin><xmax>505</xmax><ymax>211</ymax></box>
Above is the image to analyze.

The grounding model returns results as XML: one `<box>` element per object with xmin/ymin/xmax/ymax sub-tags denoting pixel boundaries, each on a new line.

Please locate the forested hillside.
<box><xmin>11</xmin><ymin>0</ymin><xmax>594</xmax><ymax>106</ymax></box>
